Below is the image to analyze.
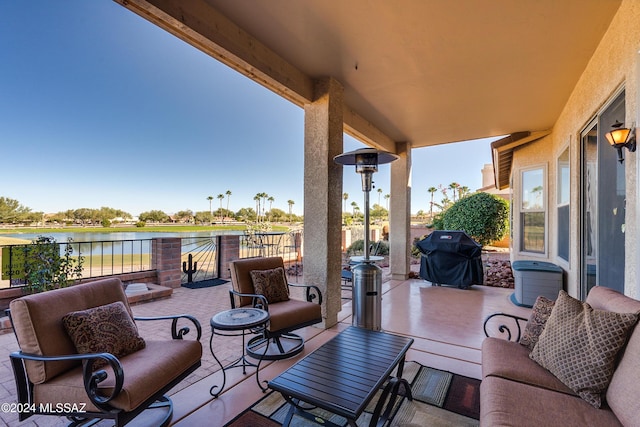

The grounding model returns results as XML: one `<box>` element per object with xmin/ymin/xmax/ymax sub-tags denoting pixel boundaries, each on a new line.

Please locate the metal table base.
<box><xmin>208</xmin><ymin>308</ymin><xmax>270</xmax><ymax>397</ymax></box>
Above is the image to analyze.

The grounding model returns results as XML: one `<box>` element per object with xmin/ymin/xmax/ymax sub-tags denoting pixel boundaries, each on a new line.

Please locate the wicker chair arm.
<box><xmin>482</xmin><ymin>313</ymin><xmax>529</xmax><ymax>342</ymax></box>
<box><xmin>10</xmin><ymin>351</ymin><xmax>124</xmax><ymax>410</ymax></box>
<box><xmin>134</xmin><ymin>314</ymin><xmax>202</xmax><ymax>340</ymax></box>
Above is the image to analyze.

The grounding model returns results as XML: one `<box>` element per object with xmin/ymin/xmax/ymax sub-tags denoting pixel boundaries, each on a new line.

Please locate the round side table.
<box><xmin>209</xmin><ymin>308</ymin><xmax>270</xmax><ymax>397</ymax></box>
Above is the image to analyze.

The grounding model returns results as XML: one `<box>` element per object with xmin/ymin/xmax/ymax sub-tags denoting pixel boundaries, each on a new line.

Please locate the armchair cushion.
<box><xmin>32</xmin><ymin>340</ymin><xmax>202</xmax><ymax>412</ymax></box>
<box><xmin>529</xmin><ymin>291</ymin><xmax>638</xmax><ymax>408</ymax></box>
<box><xmin>62</xmin><ymin>301</ymin><xmax>145</xmax><ymax>369</ymax></box>
<box><xmin>9</xmin><ymin>277</ymin><xmax>135</xmax><ymax>384</ymax></box>
<box><xmin>250</xmin><ymin>267</ymin><xmax>290</xmax><ymax>303</ymax></box>
<box><xmin>268</xmin><ymin>298</ymin><xmax>322</xmax><ymax>332</ymax></box>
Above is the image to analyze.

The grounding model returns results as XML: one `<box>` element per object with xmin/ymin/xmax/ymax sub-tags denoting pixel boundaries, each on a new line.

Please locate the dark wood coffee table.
<box><xmin>268</xmin><ymin>326</ymin><xmax>414</xmax><ymax>427</ymax></box>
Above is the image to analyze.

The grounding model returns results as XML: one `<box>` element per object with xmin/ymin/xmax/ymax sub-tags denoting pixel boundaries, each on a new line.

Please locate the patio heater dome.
<box><xmin>334</xmin><ymin>148</ymin><xmax>398</xmax><ymax>192</ymax></box>
<box><xmin>334</xmin><ymin>148</ymin><xmax>398</xmax><ymax>331</ymax></box>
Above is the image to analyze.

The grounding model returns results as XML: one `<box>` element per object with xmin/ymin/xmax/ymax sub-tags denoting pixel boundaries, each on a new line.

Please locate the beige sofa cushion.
<box><xmin>480</xmin><ymin>376</ymin><xmax>622</xmax><ymax>427</ymax></box>
<box><xmin>530</xmin><ymin>291</ymin><xmax>638</xmax><ymax>408</ymax></box>
<box><xmin>482</xmin><ymin>337</ymin><xmax>574</xmax><ymax>396</ymax></box>
<box><xmin>607</xmin><ymin>328</ymin><xmax>640</xmax><ymax>426</ymax></box>
<box><xmin>586</xmin><ymin>286</ymin><xmax>640</xmax><ymax>425</ymax></box>
<box><xmin>9</xmin><ymin>278</ymin><xmax>132</xmax><ymax>384</ymax></box>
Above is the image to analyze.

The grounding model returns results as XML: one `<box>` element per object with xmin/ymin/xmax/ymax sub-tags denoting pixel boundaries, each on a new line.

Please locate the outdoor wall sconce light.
<box><xmin>605</xmin><ymin>120</ymin><xmax>636</xmax><ymax>164</ymax></box>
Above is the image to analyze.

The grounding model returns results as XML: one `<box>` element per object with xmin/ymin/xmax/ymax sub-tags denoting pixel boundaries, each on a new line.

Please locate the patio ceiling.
<box><xmin>120</xmin><ymin>0</ymin><xmax>620</xmax><ymax>152</ymax></box>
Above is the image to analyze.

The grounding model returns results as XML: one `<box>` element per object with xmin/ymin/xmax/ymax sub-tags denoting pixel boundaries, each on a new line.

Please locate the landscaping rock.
<box><xmin>483</xmin><ymin>259</ymin><xmax>514</xmax><ymax>288</ymax></box>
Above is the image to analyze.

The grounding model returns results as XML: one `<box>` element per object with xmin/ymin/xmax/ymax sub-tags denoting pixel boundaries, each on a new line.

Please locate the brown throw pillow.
<box><xmin>530</xmin><ymin>291</ymin><xmax>638</xmax><ymax>408</ymax></box>
<box><xmin>62</xmin><ymin>301</ymin><xmax>145</xmax><ymax>368</ymax></box>
<box><xmin>250</xmin><ymin>267</ymin><xmax>290</xmax><ymax>304</ymax></box>
<box><xmin>520</xmin><ymin>295</ymin><xmax>555</xmax><ymax>350</ymax></box>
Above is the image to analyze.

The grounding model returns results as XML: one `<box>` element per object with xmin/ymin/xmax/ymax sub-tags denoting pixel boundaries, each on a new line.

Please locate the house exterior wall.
<box><xmin>510</xmin><ymin>0</ymin><xmax>640</xmax><ymax>299</ymax></box>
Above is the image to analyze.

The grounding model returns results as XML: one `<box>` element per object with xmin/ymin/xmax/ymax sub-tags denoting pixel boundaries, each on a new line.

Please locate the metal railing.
<box><xmin>0</xmin><ymin>233</ymin><xmax>306</xmax><ymax>289</ymax></box>
<box><xmin>180</xmin><ymin>236</ymin><xmax>218</xmax><ymax>284</ymax></box>
<box><xmin>239</xmin><ymin>231</ymin><xmax>302</xmax><ymax>260</ymax></box>
<box><xmin>239</xmin><ymin>230</ymin><xmax>304</xmax><ymax>281</ymax></box>
<box><xmin>0</xmin><ymin>239</ymin><xmax>153</xmax><ymax>289</ymax></box>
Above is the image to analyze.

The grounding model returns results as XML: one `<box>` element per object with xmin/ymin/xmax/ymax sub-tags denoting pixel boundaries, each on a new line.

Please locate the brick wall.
<box><xmin>218</xmin><ymin>235</ymin><xmax>240</xmax><ymax>279</ymax></box>
<box><xmin>152</xmin><ymin>238</ymin><xmax>182</xmax><ymax>288</ymax></box>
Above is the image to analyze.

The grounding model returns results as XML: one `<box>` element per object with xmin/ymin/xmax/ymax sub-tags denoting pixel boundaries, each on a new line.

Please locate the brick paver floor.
<box><xmin>0</xmin><ymin>273</ymin><xmax>350</xmax><ymax>427</ymax></box>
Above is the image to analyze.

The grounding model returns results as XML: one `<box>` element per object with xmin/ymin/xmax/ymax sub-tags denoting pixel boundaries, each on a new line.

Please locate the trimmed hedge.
<box><xmin>441</xmin><ymin>192</ymin><xmax>509</xmax><ymax>246</ymax></box>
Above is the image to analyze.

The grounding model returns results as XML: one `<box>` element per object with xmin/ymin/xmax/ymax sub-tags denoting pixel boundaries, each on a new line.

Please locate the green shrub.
<box><xmin>430</xmin><ymin>212</ymin><xmax>445</xmax><ymax>230</ymax></box>
<box><xmin>22</xmin><ymin>236</ymin><xmax>84</xmax><ymax>294</ymax></box>
<box><xmin>135</xmin><ymin>221</ymin><xmax>146</xmax><ymax>228</ymax></box>
<box><xmin>441</xmin><ymin>192</ymin><xmax>509</xmax><ymax>246</ymax></box>
<box><xmin>346</xmin><ymin>239</ymin><xmax>389</xmax><ymax>256</ymax></box>
<box><xmin>411</xmin><ymin>235</ymin><xmax>428</xmax><ymax>258</ymax></box>
<box><xmin>101</xmin><ymin>219</ymin><xmax>111</xmax><ymax>228</ymax></box>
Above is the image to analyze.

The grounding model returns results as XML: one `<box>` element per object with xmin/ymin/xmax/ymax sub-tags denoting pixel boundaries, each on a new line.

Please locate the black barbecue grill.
<box><xmin>416</xmin><ymin>230</ymin><xmax>483</xmax><ymax>289</ymax></box>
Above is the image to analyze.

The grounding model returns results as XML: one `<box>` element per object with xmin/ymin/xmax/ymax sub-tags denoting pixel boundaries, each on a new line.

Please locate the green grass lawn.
<box><xmin>0</xmin><ymin>224</ymin><xmax>290</xmax><ymax>235</ymax></box>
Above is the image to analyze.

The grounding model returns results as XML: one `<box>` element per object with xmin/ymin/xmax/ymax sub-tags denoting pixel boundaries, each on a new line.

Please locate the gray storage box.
<box><xmin>511</xmin><ymin>260</ymin><xmax>563</xmax><ymax>307</ymax></box>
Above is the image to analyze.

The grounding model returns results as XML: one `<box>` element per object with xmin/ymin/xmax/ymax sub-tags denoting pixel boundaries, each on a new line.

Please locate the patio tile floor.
<box><xmin>0</xmin><ymin>264</ymin><xmax>530</xmax><ymax>426</ymax></box>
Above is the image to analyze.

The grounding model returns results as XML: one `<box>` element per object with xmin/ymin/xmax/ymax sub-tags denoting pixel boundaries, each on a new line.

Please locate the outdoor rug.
<box><xmin>181</xmin><ymin>278</ymin><xmax>229</xmax><ymax>289</ymax></box>
<box><xmin>224</xmin><ymin>361</ymin><xmax>480</xmax><ymax>426</ymax></box>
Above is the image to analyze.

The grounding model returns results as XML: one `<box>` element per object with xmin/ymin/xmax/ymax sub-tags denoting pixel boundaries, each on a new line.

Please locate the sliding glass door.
<box><xmin>580</xmin><ymin>91</ymin><xmax>626</xmax><ymax>298</ymax></box>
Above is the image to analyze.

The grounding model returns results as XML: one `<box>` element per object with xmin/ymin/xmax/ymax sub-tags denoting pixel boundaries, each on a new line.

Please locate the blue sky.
<box><xmin>1</xmin><ymin>1</ymin><xmax>497</xmax><ymax>217</ymax></box>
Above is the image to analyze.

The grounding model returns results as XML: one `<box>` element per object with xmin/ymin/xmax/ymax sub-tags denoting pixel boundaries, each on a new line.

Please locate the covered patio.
<box><xmin>112</xmin><ymin>0</ymin><xmax>640</xmax><ymax>323</ymax></box>
<box><xmin>3</xmin><ymin>0</ymin><xmax>640</xmax><ymax>424</ymax></box>
<box><xmin>0</xmin><ymin>274</ymin><xmax>530</xmax><ymax>426</ymax></box>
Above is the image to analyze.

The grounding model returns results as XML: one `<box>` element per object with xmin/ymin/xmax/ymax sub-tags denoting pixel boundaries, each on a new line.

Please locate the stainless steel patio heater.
<box><xmin>334</xmin><ymin>148</ymin><xmax>398</xmax><ymax>330</ymax></box>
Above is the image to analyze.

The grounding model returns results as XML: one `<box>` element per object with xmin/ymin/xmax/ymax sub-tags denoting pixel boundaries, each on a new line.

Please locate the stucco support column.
<box><xmin>303</xmin><ymin>77</ymin><xmax>344</xmax><ymax>328</ymax></box>
<box><xmin>389</xmin><ymin>142</ymin><xmax>412</xmax><ymax>280</ymax></box>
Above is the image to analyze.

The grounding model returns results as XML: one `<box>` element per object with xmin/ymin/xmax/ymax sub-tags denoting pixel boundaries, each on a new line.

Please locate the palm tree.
<box><xmin>254</xmin><ymin>194</ymin><xmax>261</xmax><ymax>221</ymax></box>
<box><xmin>449</xmin><ymin>182</ymin><xmax>459</xmax><ymax>202</ymax></box>
<box><xmin>225</xmin><ymin>190</ymin><xmax>232</xmax><ymax>222</ymax></box>
<box><xmin>351</xmin><ymin>201</ymin><xmax>358</xmax><ymax>216</ymax></box>
<box><xmin>458</xmin><ymin>186</ymin><xmax>470</xmax><ymax>199</ymax></box>
<box><xmin>287</xmin><ymin>199</ymin><xmax>295</xmax><ymax>223</ymax></box>
<box><xmin>207</xmin><ymin>195</ymin><xmax>213</xmax><ymax>217</ymax></box>
<box><xmin>427</xmin><ymin>187</ymin><xmax>437</xmax><ymax>218</ymax></box>
<box><xmin>258</xmin><ymin>192</ymin><xmax>269</xmax><ymax>220</ymax></box>
<box><xmin>384</xmin><ymin>194</ymin><xmax>390</xmax><ymax>210</ymax></box>
<box><xmin>217</xmin><ymin>194</ymin><xmax>224</xmax><ymax>222</ymax></box>
<box><xmin>268</xmin><ymin>196</ymin><xmax>275</xmax><ymax>221</ymax></box>
<box><xmin>342</xmin><ymin>193</ymin><xmax>349</xmax><ymax>212</ymax></box>
<box><xmin>377</xmin><ymin>188</ymin><xmax>383</xmax><ymax>206</ymax></box>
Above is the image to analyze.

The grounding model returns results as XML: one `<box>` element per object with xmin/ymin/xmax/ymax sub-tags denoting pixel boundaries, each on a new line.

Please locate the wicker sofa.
<box><xmin>481</xmin><ymin>286</ymin><xmax>640</xmax><ymax>427</ymax></box>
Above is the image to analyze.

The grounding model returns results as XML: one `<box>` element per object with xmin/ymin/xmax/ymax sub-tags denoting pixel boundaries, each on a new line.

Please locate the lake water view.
<box><xmin>0</xmin><ymin>230</ymin><xmax>246</xmax><ymax>287</ymax></box>
<box><xmin>0</xmin><ymin>230</ymin><xmax>243</xmax><ymax>243</ymax></box>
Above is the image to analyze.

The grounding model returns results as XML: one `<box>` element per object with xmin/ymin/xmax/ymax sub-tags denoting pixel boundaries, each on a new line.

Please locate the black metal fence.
<box><xmin>0</xmin><ymin>239</ymin><xmax>153</xmax><ymax>289</ymax></box>
<box><xmin>180</xmin><ymin>236</ymin><xmax>218</xmax><ymax>284</ymax></box>
<box><xmin>239</xmin><ymin>231</ymin><xmax>302</xmax><ymax>261</ymax></box>
<box><xmin>1</xmin><ymin>232</ymin><xmax>306</xmax><ymax>289</ymax></box>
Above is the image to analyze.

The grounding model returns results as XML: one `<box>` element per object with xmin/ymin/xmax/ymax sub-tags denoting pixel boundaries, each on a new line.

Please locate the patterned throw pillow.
<box><xmin>62</xmin><ymin>301</ymin><xmax>146</xmax><ymax>369</ymax></box>
<box><xmin>520</xmin><ymin>295</ymin><xmax>555</xmax><ymax>350</ymax></box>
<box><xmin>530</xmin><ymin>291</ymin><xmax>638</xmax><ymax>408</ymax></box>
<box><xmin>250</xmin><ymin>267</ymin><xmax>290</xmax><ymax>304</ymax></box>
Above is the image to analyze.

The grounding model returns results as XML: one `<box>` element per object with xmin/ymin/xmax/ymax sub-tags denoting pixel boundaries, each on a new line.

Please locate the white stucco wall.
<box><xmin>511</xmin><ymin>0</ymin><xmax>640</xmax><ymax>299</ymax></box>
